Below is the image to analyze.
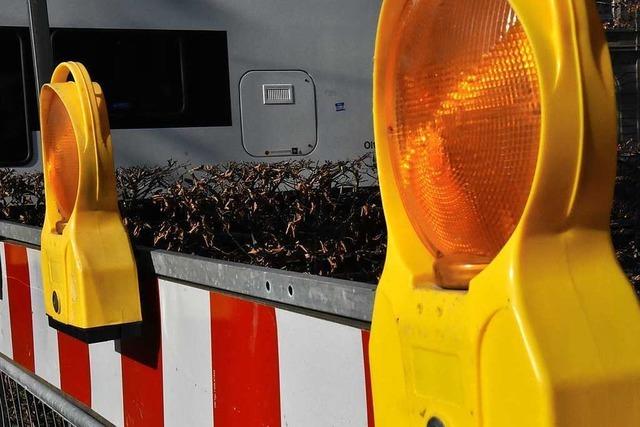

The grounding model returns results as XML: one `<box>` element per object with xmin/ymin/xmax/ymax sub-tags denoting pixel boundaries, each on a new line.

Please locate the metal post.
<box><xmin>26</xmin><ymin>0</ymin><xmax>54</xmax><ymax>93</ymax></box>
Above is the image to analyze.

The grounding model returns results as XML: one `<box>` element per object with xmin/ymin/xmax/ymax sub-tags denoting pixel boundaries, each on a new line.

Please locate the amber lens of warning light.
<box><xmin>390</xmin><ymin>0</ymin><xmax>541</xmax><ymax>287</ymax></box>
<box><xmin>43</xmin><ymin>93</ymin><xmax>79</xmax><ymax>223</ymax></box>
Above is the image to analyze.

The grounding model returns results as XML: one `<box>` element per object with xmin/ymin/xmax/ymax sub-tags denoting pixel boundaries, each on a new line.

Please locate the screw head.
<box><xmin>52</xmin><ymin>291</ymin><xmax>60</xmax><ymax>314</ymax></box>
<box><xmin>427</xmin><ymin>417</ymin><xmax>445</xmax><ymax>427</ymax></box>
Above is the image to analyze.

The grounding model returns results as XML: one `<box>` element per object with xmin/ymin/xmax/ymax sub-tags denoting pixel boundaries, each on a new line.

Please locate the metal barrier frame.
<box><xmin>0</xmin><ymin>220</ymin><xmax>376</xmax><ymax>325</ymax></box>
<box><xmin>0</xmin><ymin>352</ymin><xmax>110</xmax><ymax>426</ymax></box>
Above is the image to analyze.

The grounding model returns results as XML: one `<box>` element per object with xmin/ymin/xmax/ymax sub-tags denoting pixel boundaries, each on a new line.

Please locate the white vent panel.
<box><xmin>263</xmin><ymin>84</ymin><xmax>295</xmax><ymax>105</ymax></box>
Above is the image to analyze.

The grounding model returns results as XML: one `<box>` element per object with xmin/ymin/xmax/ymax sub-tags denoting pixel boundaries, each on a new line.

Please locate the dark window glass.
<box><xmin>606</xmin><ymin>30</ymin><xmax>640</xmax><ymax>150</ymax></box>
<box><xmin>52</xmin><ymin>29</ymin><xmax>232</xmax><ymax>128</ymax></box>
<box><xmin>0</xmin><ymin>29</ymin><xmax>34</xmax><ymax>165</ymax></box>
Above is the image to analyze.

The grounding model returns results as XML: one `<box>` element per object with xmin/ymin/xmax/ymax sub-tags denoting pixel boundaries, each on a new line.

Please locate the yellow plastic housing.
<box><xmin>370</xmin><ymin>0</ymin><xmax>640</xmax><ymax>426</ymax></box>
<box><xmin>39</xmin><ymin>62</ymin><xmax>142</xmax><ymax>334</ymax></box>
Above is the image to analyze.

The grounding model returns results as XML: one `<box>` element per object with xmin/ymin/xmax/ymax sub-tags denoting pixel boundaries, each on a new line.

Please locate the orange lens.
<box><xmin>43</xmin><ymin>93</ymin><xmax>79</xmax><ymax>222</ymax></box>
<box><xmin>389</xmin><ymin>0</ymin><xmax>541</xmax><ymax>285</ymax></box>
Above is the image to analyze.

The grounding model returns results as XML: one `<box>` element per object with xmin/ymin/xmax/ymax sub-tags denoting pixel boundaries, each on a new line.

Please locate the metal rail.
<box><xmin>0</xmin><ymin>220</ymin><xmax>376</xmax><ymax>323</ymax></box>
<box><xmin>26</xmin><ymin>0</ymin><xmax>54</xmax><ymax>92</ymax></box>
<box><xmin>0</xmin><ymin>353</ymin><xmax>110</xmax><ymax>427</ymax></box>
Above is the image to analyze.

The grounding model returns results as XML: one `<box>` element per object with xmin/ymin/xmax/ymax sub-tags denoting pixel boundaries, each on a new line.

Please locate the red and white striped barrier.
<box><xmin>0</xmin><ymin>242</ymin><xmax>374</xmax><ymax>426</ymax></box>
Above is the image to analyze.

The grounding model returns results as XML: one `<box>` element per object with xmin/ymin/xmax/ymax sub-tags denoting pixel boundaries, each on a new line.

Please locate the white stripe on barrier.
<box><xmin>27</xmin><ymin>248</ymin><xmax>60</xmax><ymax>388</ymax></box>
<box><xmin>159</xmin><ymin>279</ymin><xmax>214</xmax><ymax>427</ymax></box>
<box><xmin>0</xmin><ymin>243</ymin><xmax>12</xmax><ymax>358</ymax></box>
<box><xmin>89</xmin><ymin>341</ymin><xmax>124</xmax><ymax>426</ymax></box>
<box><xmin>276</xmin><ymin>309</ymin><xmax>368</xmax><ymax>427</ymax></box>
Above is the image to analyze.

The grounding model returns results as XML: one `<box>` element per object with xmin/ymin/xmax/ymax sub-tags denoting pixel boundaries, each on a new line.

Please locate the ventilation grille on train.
<box><xmin>263</xmin><ymin>84</ymin><xmax>295</xmax><ymax>105</ymax></box>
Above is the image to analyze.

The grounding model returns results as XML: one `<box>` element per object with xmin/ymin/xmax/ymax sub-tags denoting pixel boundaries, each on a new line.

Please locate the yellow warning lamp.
<box><xmin>39</xmin><ymin>62</ymin><xmax>142</xmax><ymax>342</ymax></box>
<box><xmin>370</xmin><ymin>0</ymin><xmax>640</xmax><ymax>426</ymax></box>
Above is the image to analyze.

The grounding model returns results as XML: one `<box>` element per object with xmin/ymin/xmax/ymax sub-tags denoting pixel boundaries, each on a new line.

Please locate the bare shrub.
<box><xmin>2</xmin><ymin>149</ymin><xmax>638</xmax><ymax>290</ymax></box>
<box><xmin>0</xmin><ymin>156</ymin><xmax>385</xmax><ymax>284</ymax></box>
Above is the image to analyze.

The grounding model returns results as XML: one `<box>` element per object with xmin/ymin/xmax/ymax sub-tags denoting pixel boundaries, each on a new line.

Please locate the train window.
<box><xmin>52</xmin><ymin>29</ymin><xmax>232</xmax><ymax>129</ymax></box>
<box><xmin>606</xmin><ymin>30</ymin><xmax>640</xmax><ymax>151</ymax></box>
<box><xmin>0</xmin><ymin>29</ymin><xmax>34</xmax><ymax>166</ymax></box>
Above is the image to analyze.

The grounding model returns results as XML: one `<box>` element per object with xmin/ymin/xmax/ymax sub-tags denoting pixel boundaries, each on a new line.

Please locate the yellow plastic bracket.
<box><xmin>370</xmin><ymin>1</ymin><xmax>640</xmax><ymax>426</ymax></box>
<box><xmin>39</xmin><ymin>62</ymin><xmax>142</xmax><ymax>342</ymax></box>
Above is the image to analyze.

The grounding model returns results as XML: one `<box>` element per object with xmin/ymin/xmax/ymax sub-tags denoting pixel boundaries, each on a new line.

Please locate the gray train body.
<box><xmin>0</xmin><ymin>0</ymin><xmax>381</xmax><ymax>168</ymax></box>
<box><xmin>1</xmin><ymin>1</ymin><xmax>634</xmax><ymax>172</ymax></box>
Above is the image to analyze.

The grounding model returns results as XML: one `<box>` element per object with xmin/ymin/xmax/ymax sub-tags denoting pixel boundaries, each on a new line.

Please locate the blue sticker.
<box><xmin>335</xmin><ymin>102</ymin><xmax>346</xmax><ymax>112</ymax></box>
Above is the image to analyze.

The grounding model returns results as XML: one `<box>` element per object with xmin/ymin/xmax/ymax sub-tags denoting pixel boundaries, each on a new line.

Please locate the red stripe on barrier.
<box><xmin>362</xmin><ymin>330</ymin><xmax>375</xmax><ymax>427</ymax></box>
<box><xmin>211</xmin><ymin>292</ymin><xmax>281</xmax><ymax>427</ymax></box>
<box><xmin>5</xmin><ymin>244</ymin><xmax>34</xmax><ymax>372</ymax></box>
<box><xmin>58</xmin><ymin>332</ymin><xmax>91</xmax><ymax>406</ymax></box>
<box><xmin>121</xmin><ymin>276</ymin><xmax>163</xmax><ymax>427</ymax></box>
